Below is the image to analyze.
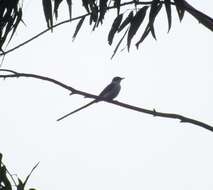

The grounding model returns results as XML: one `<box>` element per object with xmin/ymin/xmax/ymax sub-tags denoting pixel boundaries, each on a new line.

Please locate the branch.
<box><xmin>0</xmin><ymin>69</ymin><xmax>212</xmax><ymax>132</ymax></box>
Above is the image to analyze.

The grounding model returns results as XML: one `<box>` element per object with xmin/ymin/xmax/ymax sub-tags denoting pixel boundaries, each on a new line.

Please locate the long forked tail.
<box><xmin>57</xmin><ymin>100</ymin><xmax>97</xmax><ymax>121</ymax></box>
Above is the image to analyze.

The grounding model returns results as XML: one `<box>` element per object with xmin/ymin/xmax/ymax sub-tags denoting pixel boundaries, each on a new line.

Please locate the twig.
<box><xmin>0</xmin><ymin>69</ymin><xmax>212</xmax><ymax>132</ymax></box>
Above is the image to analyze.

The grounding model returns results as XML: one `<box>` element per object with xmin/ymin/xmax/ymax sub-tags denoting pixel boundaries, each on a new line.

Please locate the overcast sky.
<box><xmin>0</xmin><ymin>1</ymin><xmax>213</xmax><ymax>190</ymax></box>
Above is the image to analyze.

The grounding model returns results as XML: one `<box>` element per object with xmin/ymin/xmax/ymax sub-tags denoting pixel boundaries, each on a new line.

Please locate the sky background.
<box><xmin>0</xmin><ymin>0</ymin><xmax>213</xmax><ymax>190</ymax></box>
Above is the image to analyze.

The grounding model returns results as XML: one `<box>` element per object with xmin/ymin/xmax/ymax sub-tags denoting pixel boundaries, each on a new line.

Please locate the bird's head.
<box><xmin>112</xmin><ymin>76</ymin><xmax>124</xmax><ymax>83</ymax></box>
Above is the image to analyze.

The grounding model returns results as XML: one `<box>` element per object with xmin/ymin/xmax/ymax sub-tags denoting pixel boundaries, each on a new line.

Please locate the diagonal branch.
<box><xmin>0</xmin><ymin>69</ymin><xmax>212</xmax><ymax>132</ymax></box>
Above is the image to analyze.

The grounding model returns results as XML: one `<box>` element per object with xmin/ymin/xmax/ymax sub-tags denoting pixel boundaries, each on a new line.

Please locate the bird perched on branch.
<box><xmin>57</xmin><ymin>76</ymin><xmax>124</xmax><ymax>121</ymax></box>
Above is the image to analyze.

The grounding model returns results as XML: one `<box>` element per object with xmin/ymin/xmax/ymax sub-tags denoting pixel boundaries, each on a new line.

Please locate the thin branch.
<box><xmin>0</xmin><ymin>13</ymin><xmax>89</xmax><ymax>57</ymax></box>
<box><xmin>0</xmin><ymin>69</ymin><xmax>212</xmax><ymax>132</ymax></box>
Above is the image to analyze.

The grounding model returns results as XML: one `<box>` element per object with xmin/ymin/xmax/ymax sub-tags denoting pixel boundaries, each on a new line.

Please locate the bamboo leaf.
<box><xmin>90</xmin><ymin>3</ymin><xmax>98</xmax><ymax>24</ymax></box>
<box><xmin>17</xmin><ymin>178</ymin><xmax>24</xmax><ymax>190</ymax></box>
<box><xmin>108</xmin><ymin>14</ymin><xmax>123</xmax><ymax>45</ymax></box>
<box><xmin>136</xmin><ymin>24</ymin><xmax>151</xmax><ymax>48</ymax></box>
<box><xmin>82</xmin><ymin>0</ymin><xmax>90</xmax><ymax>12</ymax></box>
<box><xmin>127</xmin><ymin>6</ymin><xmax>148</xmax><ymax>51</ymax></box>
<box><xmin>111</xmin><ymin>28</ymin><xmax>128</xmax><ymax>59</ymax></box>
<box><xmin>149</xmin><ymin>1</ymin><xmax>162</xmax><ymax>40</ymax></box>
<box><xmin>118</xmin><ymin>11</ymin><xmax>133</xmax><ymax>32</ymax></box>
<box><xmin>7</xmin><ymin>8</ymin><xmax>22</xmax><ymax>45</ymax></box>
<box><xmin>66</xmin><ymin>0</ymin><xmax>72</xmax><ymax>19</ymax></box>
<box><xmin>72</xmin><ymin>16</ymin><xmax>86</xmax><ymax>41</ymax></box>
<box><xmin>164</xmin><ymin>0</ymin><xmax>172</xmax><ymax>32</ymax></box>
<box><xmin>42</xmin><ymin>0</ymin><xmax>53</xmax><ymax>30</ymax></box>
<box><xmin>98</xmin><ymin>0</ymin><xmax>108</xmax><ymax>25</ymax></box>
<box><xmin>174</xmin><ymin>0</ymin><xmax>185</xmax><ymax>21</ymax></box>
<box><xmin>54</xmin><ymin>0</ymin><xmax>63</xmax><ymax>19</ymax></box>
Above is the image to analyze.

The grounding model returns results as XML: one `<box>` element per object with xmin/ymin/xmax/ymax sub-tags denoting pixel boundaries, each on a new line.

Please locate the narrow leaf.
<box><xmin>90</xmin><ymin>4</ymin><xmax>98</xmax><ymax>24</ymax></box>
<box><xmin>7</xmin><ymin>8</ymin><xmax>22</xmax><ymax>45</ymax></box>
<box><xmin>127</xmin><ymin>6</ymin><xmax>148</xmax><ymax>51</ymax></box>
<box><xmin>54</xmin><ymin>0</ymin><xmax>63</xmax><ymax>19</ymax></box>
<box><xmin>149</xmin><ymin>1</ymin><xmax>162</xmax><ymax>40</ymax></box>
<box><xmin>118</xmin><ymin>11</ymin><xmax>133</xmax><ymax>32</ymax></box>
<box><xmin>149</xmin><ymin>0</ymin><xmax>160</xmax><ymax>40</ymax></box>
<box><xmin>174</xmin><ymin>0</ymin><xmax>185</xmax><ymax>21</ymax></box>
<box><xmin>136</xmin><ymin>24</ymin><xmax>151</xmax><ymax>48</ymax></box>
<box><xmin>111</xmin><ymin>28</ymin><xmax>128</xmax><ymax>59</ymax></box>
<box><xmin>0</xmin><ymin>153</ymin><xmax>2</xmax><ymax>163</ymax></box>
<box><xmin>108</xmin><ymin>14</ymin><xmax>123</xmax><ymax>45</ymax></box>
<box><xmin>17</xmin><ymin>178</ymin><xmax>24</xmax><ymax>190</ymax></box>
<box><xmin>72</xmin><ymin>16</ymin><xmax>86</xmax><ymax>41</ymax></box>
<box><xmin>98</xmin><ymin>0</ymin><xmax>108</xmax><ymax>24</ymax></box>
<box><xmin>42</xmin><ymin>0</ymin><xmax>53</xmax><ymax>30</ymax></box>
<box><xmin>164</xmin><ymin>0</ymin><xmax>172</xmax><ymax>32</ymax></box>
<box><xmin>82</xmin><ymin>0</ymin><xmax>90</xmax><ymax>12</ymax></box>
<box><xmin>66</xmin><ymin>0</ymin><xmax>72</xmax><ymax>20</ymax></box>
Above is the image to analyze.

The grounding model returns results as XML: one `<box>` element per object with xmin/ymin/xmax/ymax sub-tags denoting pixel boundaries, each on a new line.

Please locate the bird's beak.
<box><xmin>121</xmin><ymin>77</ymin><xmax>125</xmax><ymax>80</ymax></box>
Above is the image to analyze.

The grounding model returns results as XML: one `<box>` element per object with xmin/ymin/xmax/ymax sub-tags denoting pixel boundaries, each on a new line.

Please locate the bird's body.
<box><xmin>57</xmin><ymin>77</ymin><xmax>124</xmax><ymax>121</ymax></box>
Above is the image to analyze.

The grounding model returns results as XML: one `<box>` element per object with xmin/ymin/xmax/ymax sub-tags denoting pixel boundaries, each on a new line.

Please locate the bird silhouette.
<box><xmin>57</xmin><ymin>76</ymin><xmax>124</xmax><ymax>121</ymax></box>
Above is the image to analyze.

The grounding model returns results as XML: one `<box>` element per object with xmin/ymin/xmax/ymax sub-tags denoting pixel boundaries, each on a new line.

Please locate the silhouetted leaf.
<box><xmin>54</xmin><ymin>0</ymin><xmax>63</xmax><ymax>19</ymax></box>
<box><xmin>89</xmin><ymin>3</ymin><xmax>98</xmax><ymax>25</ymax></box>
<box><xmin>72</xmin><ymin>16</ymin><xmax>86</xmax><ymax>41</ymax></box>
<box><xmin>1</xmin><ymin>166</ymin><xmax>12</xmax><ymax>190</ymax></box>
<box><xmin>82</xmin><ymin>0</ymin><xmax>89</xmax><ymax>12</ymax></box>
<box><xmin>174</xmin><ymin>0</ymin><xmax>185</xmax><ymax>21</ymax></box>
<box><xmin>118</xmin><ymin>11</ymin><xmax>133</xmax><ymax>32</ymax></box>
<box><xmin>164</xmin><ymin>0</ymin><xmax>172</xmax><ymax>32</ymax></box>
<box><xmin>135</xmin><ymin>24</ymin><xmax>151</xmax><ymax>48</ymax></box>
<box><xmin>0</xmin><ymin>153</ymin><xmax>2</xmax><ymax>163</ymax></box>
<box><xmin>98</xmin><ymin>0</ymin><xmax>108</xmax><ymax>24</ymax></box>
<box><xmin>42</xmin><ymin>0</ymin><xmax>53</xmax><ymax>30</ymax></box>
<box><xmin>17</xmin><ymin>178</ymin><xmax>24</xmax><ymax>190</ymax></box>
<box><xmin>7</xmin><ymin>8</ymin><xmax>22</xmax><ymax>45</ymax></box>
<box><xmin>127</xmin><ymin>6</ymin><xmax>148</xmax><ymax>51</ymax></box>
<box><xmin>149</xmin><ymin>0</ymin><xmax>162</xmax><ymax>40</ymax></box>
<box><xmin>66</xmin><ymin>0</ymin><xmax>72</xmax><ymax>19</ymax></box>
<box><xmin>108</xmin><ymin>14</ymin><xmax>123</xmax><ymax>45</ymax></box>
<box><xmin>111</xmin><ymin>28</ymin><xmax>128</xmax><ymax>59</ymax></box>
<box><xmin>114</xmin><ymin>0</ymin><xmax>121</xmax><ymax>15</ymax></box>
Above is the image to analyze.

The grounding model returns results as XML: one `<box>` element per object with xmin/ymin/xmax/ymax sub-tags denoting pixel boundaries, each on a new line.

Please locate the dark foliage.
<box><xmin>39</xmin><ymin>0</ymin><xmax>213</xmax><ymax>54</ymax></box>
<box><xmin>0</xmin><ymin>153</ymin><xmax>39</xmax><ymax>190</ymax></box>
<box><xmin>0</xmin><ymin>0</ymin><xmax>212</xmax><ymax>56</ymax></box>
<box><xmin>0</xmin><ymin>0</ymin><xmax>23</xmax><ymax>52</ymax></box>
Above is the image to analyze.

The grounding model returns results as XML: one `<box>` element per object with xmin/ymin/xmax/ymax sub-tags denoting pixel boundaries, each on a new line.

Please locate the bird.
<box><xmin>57</xmin><ymin>76</ymin><xmax>124</xmax><ymax>121</ymax></box>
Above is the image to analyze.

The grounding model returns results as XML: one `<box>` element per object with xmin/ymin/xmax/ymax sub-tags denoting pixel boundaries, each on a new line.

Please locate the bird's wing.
<box><xmin>57</xmin><ymin>100</ymin><xmax>96</xmax><ymax>121</ymax></box>
<box><xmin>99</xmin><ymin>83</ymin><xmax>116</xmax><ymax>97</ymax></box>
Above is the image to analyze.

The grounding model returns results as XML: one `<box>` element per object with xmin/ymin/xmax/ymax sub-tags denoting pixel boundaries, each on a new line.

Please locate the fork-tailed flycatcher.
<box><xmin>57</xmin><ymin>76</ymin><xmax>124</xmax><ymax>121</ymax></box>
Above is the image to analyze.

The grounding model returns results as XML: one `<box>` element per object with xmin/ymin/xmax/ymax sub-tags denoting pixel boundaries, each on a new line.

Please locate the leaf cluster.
<box><xmin>41</xmin><ymin>0</ymin><xmax>213</xmax><ymax>57</ymax></box>
<box><xmin>108</xmin><ymin>0</ymin><xmax>213</xmax><ymax>57</ymax></box>
<box><xmin>42</xmin><ymin>0</ymin><xmax>72</xmax><ymax>30</ymax></box>
<box><xmin>0</xmin><ymin>153</ymin><xmax>39</xmax><ymax>190</ymax></box>
<box><xmin>0</xmin><ymin>0</ymin><xmax>212</xmax><ymax>56</ymax></box>
<box><xmin>0</xmin><ymin>0</ymin><xmax>23</xmax><ymax>52</ymax></box>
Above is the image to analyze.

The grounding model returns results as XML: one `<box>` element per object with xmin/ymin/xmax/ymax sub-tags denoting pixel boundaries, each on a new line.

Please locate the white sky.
<box><xmin>0</xmin><ymin>1</ymin><xmax>213</xmax><ymax>190</ymax></box>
